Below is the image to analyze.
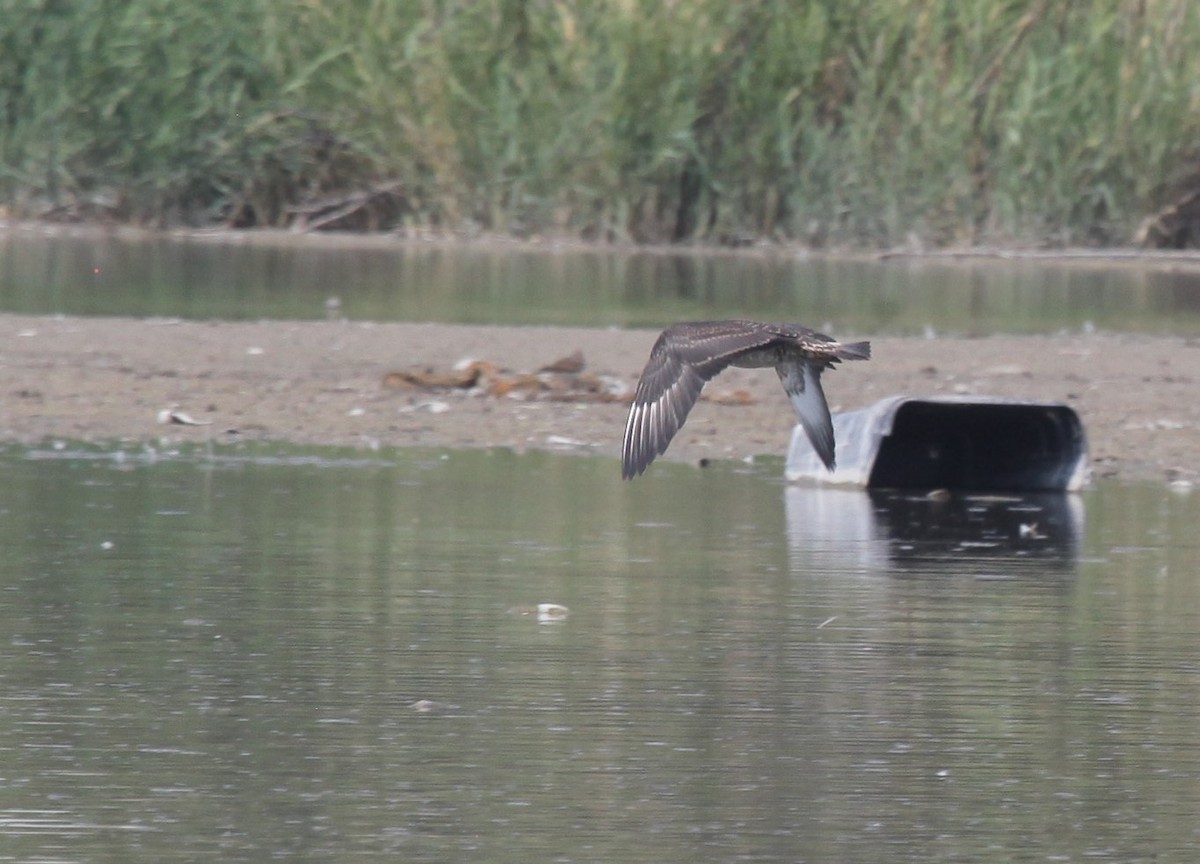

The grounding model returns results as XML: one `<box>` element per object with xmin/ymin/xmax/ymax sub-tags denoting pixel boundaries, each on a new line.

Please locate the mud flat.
<box><xmin>2</xmin><ymin>313</ymin><xmax>1196</xmax><ymax>484</ymax></box>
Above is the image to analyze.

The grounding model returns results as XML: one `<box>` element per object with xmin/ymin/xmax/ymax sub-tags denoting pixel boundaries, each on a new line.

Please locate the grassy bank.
<box><xmin>2</xmin><ymin>0</ymin><xmax>1199</xmax><ymax>247</ymax></box>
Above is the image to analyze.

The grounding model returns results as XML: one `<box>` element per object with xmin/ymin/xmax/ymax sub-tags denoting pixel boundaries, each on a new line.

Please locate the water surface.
<box><xmin>3</xmin><ymin>231</ymin><xmax>1199</xmax><ymax>333</ymax></box>
<box><xmin>0</xmin><ymin>443</ymin><xmax>1197</xmax><ymax>861</ymax></box>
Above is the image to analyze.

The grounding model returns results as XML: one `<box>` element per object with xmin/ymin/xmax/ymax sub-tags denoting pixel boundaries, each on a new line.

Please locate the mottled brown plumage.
<box><xmin>621</xmin><ymin>320</ymin><xmax>870</xmax><ymax>478</ymax></box>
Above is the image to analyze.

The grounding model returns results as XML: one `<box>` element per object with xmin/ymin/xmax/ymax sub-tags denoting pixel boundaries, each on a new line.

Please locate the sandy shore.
<box><xmin>2</xmin><ymin>313</ymin><xmax>1196</xmax><ymax>483</ymax></box>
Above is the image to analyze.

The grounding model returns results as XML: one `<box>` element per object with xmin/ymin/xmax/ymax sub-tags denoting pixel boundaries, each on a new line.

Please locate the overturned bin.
<box><xmin>786</xmin><ymin>395</ymin><xmax>1090</xmax><ymax>492</ymax></box>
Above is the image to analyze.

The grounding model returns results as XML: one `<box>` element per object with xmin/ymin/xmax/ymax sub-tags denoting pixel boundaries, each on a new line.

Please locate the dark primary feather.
<box><xmin>776</xmin><ymin>361</ymin><xmax>834</xmax><ymax>469</ymax></box>
<box><xmin>621</xmin><ymin>320</ymin><xmax>870</xmax><ymax>479</ymax></box>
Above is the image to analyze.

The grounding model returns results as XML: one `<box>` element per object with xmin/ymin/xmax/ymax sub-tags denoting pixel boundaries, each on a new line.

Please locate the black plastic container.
<box><xmin>786</xmin><ymin>396</ymin><xmax>1090</xmax><ymax>492</ymax></box>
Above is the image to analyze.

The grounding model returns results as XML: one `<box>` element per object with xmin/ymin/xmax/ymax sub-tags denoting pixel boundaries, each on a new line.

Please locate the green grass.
<box><xmin>2</xmin><ymin>0</ymin><xmax>1199</xmax><ymax>247</ymax></box>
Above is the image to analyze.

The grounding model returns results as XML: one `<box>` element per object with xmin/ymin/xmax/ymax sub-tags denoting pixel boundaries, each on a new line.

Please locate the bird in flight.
<box><xmin>621</xmin><ymin>320</ymin><xmax>870</xmax><ymax>479</ymax></box>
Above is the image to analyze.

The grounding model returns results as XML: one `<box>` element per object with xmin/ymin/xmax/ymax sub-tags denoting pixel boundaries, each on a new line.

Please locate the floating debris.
<box><xmin>1168</xmin><ymin>479</ymin><xmax>1194</xmax><ymax>495</ymax></box>
<box><xmin>506</xmin><ymin>602</ymin><xmax>570</xmax><ymax>622</ymax></box>
<box><xmin>537</xmin><ymin>603</ymin><xmax>570</xmax><ymax>622</ymax></box>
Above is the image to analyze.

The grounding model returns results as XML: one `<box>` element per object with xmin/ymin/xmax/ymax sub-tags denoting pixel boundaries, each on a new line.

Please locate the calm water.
<box><xmin>3</xmin><ymin>230</ymin><xmax>1200</xmax><ymax>333</ymax></box>
<box><xmin>1</xmin><ymin>443</ymin><xmax>1198</xmax><ymax>862</ymax></box>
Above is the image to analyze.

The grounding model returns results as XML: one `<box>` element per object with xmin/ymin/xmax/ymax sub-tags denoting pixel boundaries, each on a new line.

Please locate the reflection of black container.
<box><xmin>867</xmin><ymin>489</ymin><xmax>1081</xmax><ymax>569</ymax></box>
<box><xmin>784</xmin><ymin>486</ymin><xmax>1084</xmax><ymax>575</ymax></box>
<box><xmin>786</xmin><ymin>396</ymin><xmax>1089</xmax><ymax>492</ymax></box>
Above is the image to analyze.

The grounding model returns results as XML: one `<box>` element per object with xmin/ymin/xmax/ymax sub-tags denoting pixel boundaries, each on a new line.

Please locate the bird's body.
<box><xmin>621</xmin><ymin>320</ymin><xmax>870</xmax><ymax>478</ymax></box>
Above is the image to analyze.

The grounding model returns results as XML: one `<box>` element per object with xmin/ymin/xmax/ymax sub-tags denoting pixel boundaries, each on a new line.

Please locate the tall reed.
<box><xmin>2</xmin><ymin>0</ymin><xmax>1198</xmax><ymax>246</ymax></box>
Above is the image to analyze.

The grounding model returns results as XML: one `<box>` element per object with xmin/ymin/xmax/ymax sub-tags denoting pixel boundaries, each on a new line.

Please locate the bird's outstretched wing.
<box><xmin>621</xmin><ymin>321</ymin><xmax>785</xmax><ymax>479</ymax></box>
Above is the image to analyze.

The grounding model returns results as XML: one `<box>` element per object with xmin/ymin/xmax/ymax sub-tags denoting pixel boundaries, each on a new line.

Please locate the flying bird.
<box><xmin>621</xmin><ymin>320</ymin><xmax>870</xmax><ymax>479</ymax></box>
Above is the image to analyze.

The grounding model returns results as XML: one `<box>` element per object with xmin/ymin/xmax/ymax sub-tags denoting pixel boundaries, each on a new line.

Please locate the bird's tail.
<box><xmin>836</xmin><ymin>340</ymin><xmax>871</xmax><ymax>361</ymax></box>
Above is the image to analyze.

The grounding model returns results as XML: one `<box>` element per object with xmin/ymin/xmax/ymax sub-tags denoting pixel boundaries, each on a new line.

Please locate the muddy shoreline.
<box><xmin>2</xmin><ymin>313</ymin><xmax>1196</xmax><ymax>484</ymax></box>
